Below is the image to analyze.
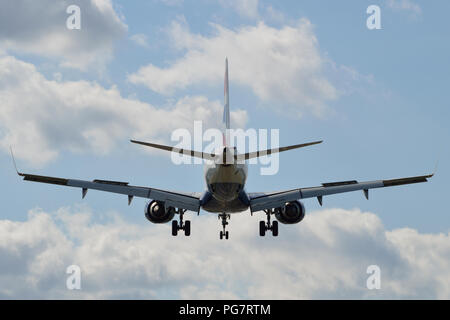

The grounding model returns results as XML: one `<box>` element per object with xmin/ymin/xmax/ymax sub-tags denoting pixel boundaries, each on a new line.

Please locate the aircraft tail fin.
<box><xmin>223</xmin><ymin>57</ymin><xmax>230</xmax><ymax>130</ymax></box>
<box><xmin>222</xmin><ymin>58</ymin><xmax>230</xmax><ymax>147</ymax></box>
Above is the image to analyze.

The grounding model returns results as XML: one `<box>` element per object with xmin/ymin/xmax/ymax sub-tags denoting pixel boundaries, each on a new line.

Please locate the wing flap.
<box><xmin>383</xmin><ymin>175</ymin><xmax>430</xmax><ymax>187</ymax></box>
<box><xmin>21</xmin><ymin>173</ymin><xmax>69</xmax><ymax>186</ymax></box>
<box><xmin>92</xmin><ymin>179</ymin><xmax>129</xmax><ymax>186</ymax></box>
<box><xmin>321</xmin><ymin>180</ymin><xmax>358</xmax><ymax>187</ymax></box>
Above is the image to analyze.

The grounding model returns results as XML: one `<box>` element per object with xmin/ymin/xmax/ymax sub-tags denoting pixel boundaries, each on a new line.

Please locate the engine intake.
<box><xmin>275</xmin><ymin>200</ymin><xmax>305</xmax><ymax>224</ymax></box>
<box><xmin>145</xmin><ymin>200</ymin><xmax>175</xmax><ymax>223</ymax></box>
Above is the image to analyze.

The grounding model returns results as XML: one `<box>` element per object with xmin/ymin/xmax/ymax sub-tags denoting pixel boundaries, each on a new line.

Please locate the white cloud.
<box><xmin>0</xmin><ymin>206</ymin><xmax>448</xmax><ymax>299</ymax></box>
<box><xmin>0</xmin><ymin>55</ymin><xmax>247</xmax><ymax>167</ymax></box>
<box><xmin>220</xmin><ymin>0</ymin><xmax>260</xmax><ymax>19</ymax></box>
<box><xmin>386</xmin><ymin>0</ymin><xmax>422</xmax><ymax>16</ymax></box>
<box><xmin>128</xmin><ymin>19</ymin><xmax>338</xmax><ymax>117</ymax></box>
<box><xmin>130</xmin><ymin>34</ymin><xmax>150</xmax><ymax>48</ymax></box>
<box><xmin>264</xmin><ymin>5</ymin><xmax>286</xmax><ymax>24</ymax></box>
<box><xmin>0</xmin><ymin>0</ymin><xmax>128</xmax><ymax>70</ymax></box>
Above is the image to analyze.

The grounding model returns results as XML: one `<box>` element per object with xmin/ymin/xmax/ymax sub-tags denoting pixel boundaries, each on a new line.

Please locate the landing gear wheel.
<box><xmin>172</xmin><ymin>220</ymin><xmax>178</xmax><ymax>236</ymax></box>
<box><xmin>219</xmin><ymin>213</ymin><xmax>230</xmax><ymax>240</ymax></box>
<box><xmin>272</xmin><ymin>221</ymin><xmax>279</xmax><ymax>237</ymax></box>
<box><xmin>184</xmin><ymin>220</ymin><xmax>191</xmax><ymax>236</ymax></box>
<box><xmin>260</xmin><ymin>210</ymin><xmax>279</xmax><ymax>237</ymax></box>
<box><xmin>172</xmin><ymin>209</ymin><xmax>190</xmax><ymax>237</ymax></box>
<box><xmin>259</xmin><ymin>221</ymin><xmax>266</xmax><ymax>237</ymax></box>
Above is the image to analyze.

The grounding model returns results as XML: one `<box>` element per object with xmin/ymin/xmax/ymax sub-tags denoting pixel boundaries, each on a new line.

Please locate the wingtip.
<box><xmin>432</xmin><ymin>160</ymin><xmax>439</xmax><ymax>177</ymax></box>
<box><xmin>422</xmin><ymin>172</ymin><xmax>434</xmax><ymax>182</ymax></box>
<box><xmin>425</xmin><ymin>161</ymin><xmax>439</xmax><ymax>180</ymax></box>
<box><xmin>9</xmin><ymin>146</ymin><xmax>23</xmax><ymax>176</ymax></box>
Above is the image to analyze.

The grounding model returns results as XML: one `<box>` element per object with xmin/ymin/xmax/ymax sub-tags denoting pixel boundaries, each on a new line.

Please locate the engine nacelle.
<box><xmin>145</xmin><ymin>200</ymin><xmax>175</xmax><ymax>224</ymax></box>
<box><xmin>275</xmin><ymin>200</ymin><xmax>305</xmax><ymax>224</ymax></box>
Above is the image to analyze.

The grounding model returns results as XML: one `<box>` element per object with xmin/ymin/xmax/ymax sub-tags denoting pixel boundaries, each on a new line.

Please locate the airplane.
<box><xmin>11</xmin><ymin>58</ymin><xmax>433</xmax><ymax>240</ymax></box>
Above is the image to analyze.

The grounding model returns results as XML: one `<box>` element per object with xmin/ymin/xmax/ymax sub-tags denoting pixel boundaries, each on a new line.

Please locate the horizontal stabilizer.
<box><xmin>238</xmin><ymin>140</ymin><xmax>323</xmax><ymax>161</ymax></box>
<box><xmin>131</xmin><ymin>139</ymin><xmax>322</xmax><ymax>163</ymax></box>
<box><xmin>130</xmin><ymin>140</ymin><xmax>217</xmax><ymax>161</ymax></box>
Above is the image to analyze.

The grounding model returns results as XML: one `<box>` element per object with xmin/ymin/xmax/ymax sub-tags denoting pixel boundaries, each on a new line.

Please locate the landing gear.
<box><xmin>219</xmin><ymin>213</ymin><xmax>230</xmax><ymax>240</ymax></box>
<box><xmin>259</xmin><ymin>210</ymin><xmax>278</xmax><ymax>237</ymax></box>
<box><xmin>172</xmin><ymin>209</ymin><xmax>190</xmax><ymax>236</ymax></box>
<box><xmin>220</xmin><ymin>230</ymin><xmax>229</xmax><ymax>240</ymax></box>
<box><xmin>259</xmin><ymin>221</ymin><xmax>266</xmax><ymax>236</ymax></box>
<box><xmin>172</xmin><ymin>220</ymin><xmax>178</xmax><ymax>236</ymax></box>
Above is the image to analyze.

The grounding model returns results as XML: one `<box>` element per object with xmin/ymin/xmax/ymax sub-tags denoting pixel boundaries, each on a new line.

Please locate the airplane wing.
<box><xmin>15</xmin><ymin>170</ymin><xmax>201</xmax><ymax>213</ymax></box>
<box><xmin>248</xmin><ymin>174</ymin><xmax>433</xmax><ymax>213</ymax></box>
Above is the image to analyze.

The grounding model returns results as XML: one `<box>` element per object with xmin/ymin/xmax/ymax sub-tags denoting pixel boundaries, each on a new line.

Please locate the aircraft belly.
<box><xmin>201</xmin><ymin>194</ymin><xmax>249</xmax><ymax>213</ymax></box>
<box><xmin>207</xmin><ymin>164</ymin><xmax>246</xmax><ymax>184</ymax></box>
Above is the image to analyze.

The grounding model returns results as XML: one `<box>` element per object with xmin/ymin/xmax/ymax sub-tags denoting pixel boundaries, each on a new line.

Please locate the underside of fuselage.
<box><xmin>201</xmin><ymin>162</ymin><xmax>249</xmax><ymax>213</ymax></box>
<box><xmin>200</xmin><ymin>186</ymin><xmax>250</xmax><ymax>213</ymax></box>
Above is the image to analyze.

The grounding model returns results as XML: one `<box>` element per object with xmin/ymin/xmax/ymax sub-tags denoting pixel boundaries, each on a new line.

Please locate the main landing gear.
<box><xmin>172</xmin><ymin>209</ymin><xmax>191</xmax><ymax>237</ymax></box>
<box><xmin>219</xmin><ymin>213</ymin><xmax>230</xmax><ymax>240</ymax></box>
<box><xmin>259</xmin><ymin>209</ymin><xmax>278</xmax><ymax>237</ymax></box>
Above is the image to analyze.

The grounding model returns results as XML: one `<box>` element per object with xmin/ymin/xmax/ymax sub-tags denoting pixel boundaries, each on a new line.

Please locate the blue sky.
<box><xmin>0</xmin><ymin>0</ymin><xmax>449</xmax><ymax>299</ymax></box>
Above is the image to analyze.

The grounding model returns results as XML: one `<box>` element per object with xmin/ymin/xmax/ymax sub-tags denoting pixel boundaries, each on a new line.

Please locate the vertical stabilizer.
<box><xmin>223</xmin><ymin>58</ymin><xmax>230</xmax><ymax>130</ymax></box>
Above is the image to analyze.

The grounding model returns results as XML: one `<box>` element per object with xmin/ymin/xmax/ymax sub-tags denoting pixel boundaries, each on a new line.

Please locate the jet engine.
<box><xmin>275</xmin><ymin>200</ymin><xmax>305</xmax><ymax>224</ymax></box>
<box><xmin>145</xmin><ymin>200</ymin><xmax>175</xmax><ymax>223</ymax></box>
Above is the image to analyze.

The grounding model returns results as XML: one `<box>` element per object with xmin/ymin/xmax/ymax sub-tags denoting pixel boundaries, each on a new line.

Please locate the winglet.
<box><xmin>432</xmin><ymin>160</ymin><xmax>439</xmax><ymax>177</ymax></box>
<box><xmin>9</xmin><ymin>146</ymin><xmax>23</xmax><ymax>176</ymax></box>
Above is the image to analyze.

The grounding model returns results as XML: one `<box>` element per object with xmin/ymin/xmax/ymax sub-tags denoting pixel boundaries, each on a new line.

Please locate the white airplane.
<box><xmin>12</xmin><ymin>59</ymin><xmax>433</xmax><ymax>240</ymax></box>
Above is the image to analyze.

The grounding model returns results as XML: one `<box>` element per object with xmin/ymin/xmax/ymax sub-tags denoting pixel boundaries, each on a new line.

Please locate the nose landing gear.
<box><xmin>172</xmin><ymin>209</ymin><xmax>190</xmax><ymax>236</ymax></box>
<box><xmin>259</xmin><ymin>209</ymin><xmax>278</xmax><ymax>237</ymax></box>
<box><xmin>219</xmin><ymin>213</ymin><xmax>230</xmax><ymax>240</ymax></box>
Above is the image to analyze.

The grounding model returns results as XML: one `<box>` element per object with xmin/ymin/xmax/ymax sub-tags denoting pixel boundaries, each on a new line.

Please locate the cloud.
<box><xmin>0</xmin><ymin>0</ymin><xmax>128</xmax><ymax>70</ymax></box>
<box><xmin>264</xmin><ymin>5</ymin><xmax>287</xmax><ymax>24</ymax></box>
<box><xmin>128</xmin><ymin>19</ymin><xmax>338</xmax><ymax>117</ymax></box>
<box><xmin>386</xmin><ymin>0</ymin><xmax>422</xmax><ymax>16</ymax></box>
<box><xmin>0</xmin><ymin>206</ymin><xmax>448</xmax><ymax>299</ymax></box>
<box><xmin>0</xmin><ymin>56</ymin><xmax>247</xmax><ymax>167</ymax></box>
<box><xmin>219</xmin><ymin>0</ymin><xmax>260</xmax><ymax>19</ymax></box>
<box><xmin>130</xmin><ymin>34</ymin><xmax>150</xmax><ymax>48</ymax></box>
